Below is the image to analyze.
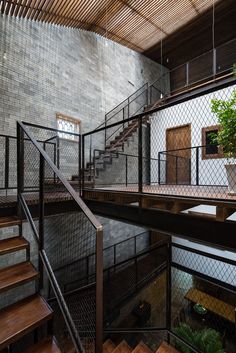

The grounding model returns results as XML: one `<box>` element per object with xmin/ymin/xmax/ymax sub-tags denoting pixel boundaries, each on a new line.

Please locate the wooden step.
<box><xmin>0</xmin><ymin>237</ymin><xmax>29</xmax><ymax>256</ymax></box>
<box><xmin>0</xmin><ymin>295</ymin><xmax>53</xmax><ymax>350</ymax></box>
<box><xmin>23</xmin><ymin>337</ymin><xmax>62</xmax><ymax>353</ymax></box>
<box><xmin>113</xmin><ymin>340</ymin><xmax>132</xmax><ymax>353</ymax></box>
<box><xmin>0</xmin><ymin>217</ymin><xmax>20</xmax><ymax>229</ymax></box>
<box><xmin>103</xmin><ymin>339</ymin><xmax>116</xmax><ymax>353</ymax></box>
<box><xmin>132</xmin><ymin>341</ymin><xmax>152</xmax><ymax>353</ymax></box>
<box><xmin>0</xmin><ymin>262</ymin><xmax>38</xmax><ymax>293</ymax></box>
<box><xmin>156</xmin><ymin>342</ymin><xmax>180</xmax><ymax>353</ymax></box>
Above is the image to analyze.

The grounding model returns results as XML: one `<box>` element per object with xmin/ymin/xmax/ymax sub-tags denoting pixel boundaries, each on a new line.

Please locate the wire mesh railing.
<box><xmin>83</xmin><ymin>81</ymin><xmax>236</xmax><ymax>202</ymax></box>
<box><xmin>94</xmin><ymin>37</ymin><xmax>236</xmax><ymax>154</ymax></box>
<box><xmin>17</xmin><ymin>121</ymin><xmax>103</xmax><ymax>353</ymax></box>
<box><xmin>103</xmin><ymin>240</ymin><xmax>236</xmax><ymax>353</ymax></box>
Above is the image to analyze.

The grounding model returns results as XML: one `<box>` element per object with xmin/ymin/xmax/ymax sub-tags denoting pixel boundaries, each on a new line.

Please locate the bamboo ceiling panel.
<box><xmin>0</xmin><ymin>0</ymin><xmax>222</xmax><ymax>52</ymax></box>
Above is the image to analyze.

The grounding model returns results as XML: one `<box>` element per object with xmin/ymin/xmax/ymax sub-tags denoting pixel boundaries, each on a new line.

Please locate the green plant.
<box><xmin>210</xmin><ymin>67</ymin><xmax>236</xmax><ymax>159</ymax></box>
<box><xmin>173</xmin><ymin>323</ymin><xmax>226</xmax><ymax>353</ymax></box>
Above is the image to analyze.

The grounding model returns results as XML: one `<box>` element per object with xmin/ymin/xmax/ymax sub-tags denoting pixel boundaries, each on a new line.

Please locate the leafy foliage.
<box><xmin>210</xmin><ymin>67</ymin><xmax>236</xmax><ymax>159</ymax></box>
<box><xmin>173</xmin><ymin>323</ymin><xmax>226</xmax><ymax>353</ymax></box>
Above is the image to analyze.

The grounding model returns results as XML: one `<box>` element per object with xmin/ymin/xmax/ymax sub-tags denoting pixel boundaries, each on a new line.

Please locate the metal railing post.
<box><xmin>56</xmin><ymin>136</ymin><xmax>60</xmax><ymax>171</ymax></box>
<box><xmin>186</xmin><ymin>62</ymin><xmax>189</xmax><ymax>86</ymax></box>
<box><xmin>166</xmin><ymin>241</ymin><xmax>172</xmax><ymax>343</ymax></box>
<box><xmin>122</xmin><ymin>107</ymin><xmax>125</xmax><ymax>129</ymax></box>
<box><xmin>5</xmin><ymin>136</ymin><xmax>9</xmax><ymax>190</ymax></box>
<box><xmin>127</xmin><ymin>97</ymin><xmax>130</xmax><ymax>119</ymax></box>
<box><xmin>146</xmin><ymin>84</ymin><xmax>148</xmax><ymax>107</ymax></box>
<box><xmin>81</xmin><ymin>135</ymin><xmax>85</xmax><ymax>196</ymax></box>
<box><xmin>213</xmin><ymin>48</ymin><xmax>217</xmax><ymax>77</ymax></box>
<box><xmin>79</xmin><ymin>135</ymin><xmax>82</xmax><ymax>196</ymax></box>
<box><xmin>158</xmin><ymin>152</ymin><xmax>161</xmax><ymax>185</ymax></box>
<box><xmin>17</xmin><ymin>124</ymin><xmax>24</xmax><ymax>216</ymax></box>
<box><xmin>39</xmin><ymin>154</ymin><xmax>45</xmax><ymax>290</ymax></box>
<box><xmin>175</xmin><ymin>156</ymin><xmax>178</xmax><ymax>185</ymax></box>
<box><xmin>104</xmin><ymin>116</ymin><xmax>107</xmax><ymax>149</ymax></box>
<box><xmin>125</xmin><ymin>155</ymin><xmax>128</xmax><ymax>186</ymax></box>
<box><xmin>95</xmin><ymin>228</ymin><xmax>103</xmax><ymax>353</ymax></box>
<box><xmin>196</xmin><ymin>147</ymin><xmax>199</xmax><ymax>186</ymax></box>
<box><xmin>138</xmin><ymin>117</ymin><xmax>143</xmax><ymax>193</ymax></box>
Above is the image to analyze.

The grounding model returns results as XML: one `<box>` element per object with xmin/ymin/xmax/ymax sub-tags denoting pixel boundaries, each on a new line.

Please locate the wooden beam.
<box><xmin>216</xmin><ymin>206</ymin><xmax>235</xmax><ymax>222</ymax></box>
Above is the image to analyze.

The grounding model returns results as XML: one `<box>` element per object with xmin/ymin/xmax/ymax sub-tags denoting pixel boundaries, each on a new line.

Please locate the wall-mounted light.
<box><xmin>3</xmin><ymin>51</ymin><xmax>7</xmax><ymax>61</ymax></box>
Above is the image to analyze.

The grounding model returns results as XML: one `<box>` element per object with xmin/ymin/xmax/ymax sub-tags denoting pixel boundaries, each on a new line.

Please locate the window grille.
<box><xmin>56</xmin><ymin>113</ymin><xmax>80</xmax><ymax>140</ymax></box>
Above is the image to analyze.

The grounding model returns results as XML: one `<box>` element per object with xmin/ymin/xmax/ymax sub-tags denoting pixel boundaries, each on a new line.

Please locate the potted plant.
<box><xmin>211</xmin><ymin>73</ymin><xmax>236</xmax><ymax>194</ymax></box>
<box><xmin>174</xmin><ymin>323</ymin><xmax>226</xmax><ymax>353</ymax></box>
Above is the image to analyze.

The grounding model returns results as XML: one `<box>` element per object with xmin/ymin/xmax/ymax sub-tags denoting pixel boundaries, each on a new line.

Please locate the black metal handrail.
<box><xmin>61</xmin><ymin>239</ymin><xmax>168</xmax><ymax>309</ymax></box>
<box><xmin>93</xmin><ymin>36</ymin><xmax>236</xmax><ymax>152</ymax></box>
<box><xmin>54</xmin><ymin>230</ymin><xmax>149</xmax><ymax>275</ymax></box>
<box><xmin>17</xmin><ymin>121</ymin><xmax>104</xmax><ymax>353</ymax></box>
<box><xmin>0</xmin><ymin>133</ymin><xmax>56</xmax><ymax>191</ymax></box>
<box><xmin>158</xmin><ymin>144</ymin><xmax>227</xmax><ymax>187</ymax></box>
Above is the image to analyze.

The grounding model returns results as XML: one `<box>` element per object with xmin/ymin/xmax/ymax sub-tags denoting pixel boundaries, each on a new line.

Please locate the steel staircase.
<box><xmin>102</xmin><ymin>339</ymin><xmax>179</xmax><ymax>353</ymax></box>
<box><xmin>0</xmin><ymin>216</ymin><xmax>61</xmax><ymax>353</ymax></box>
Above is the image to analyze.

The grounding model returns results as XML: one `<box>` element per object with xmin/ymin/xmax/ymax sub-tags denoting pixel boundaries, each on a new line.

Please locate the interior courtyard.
<box><xmin>0</xmin><ymin>1</ymin><xmax>236</xmax><ymax>353</ymax></box>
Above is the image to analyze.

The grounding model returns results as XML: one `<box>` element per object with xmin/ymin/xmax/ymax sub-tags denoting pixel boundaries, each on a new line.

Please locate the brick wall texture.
<box><xmin>0</xmin><ymin>14</ymin><xmax>165</xmax><ymax>136</ymax></box>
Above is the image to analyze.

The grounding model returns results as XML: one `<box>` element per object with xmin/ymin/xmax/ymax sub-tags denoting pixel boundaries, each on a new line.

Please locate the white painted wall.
<box><xmin>150</xmin><ymin>84</ymin><xmax>236</xmax><ymax>186</ymax></box>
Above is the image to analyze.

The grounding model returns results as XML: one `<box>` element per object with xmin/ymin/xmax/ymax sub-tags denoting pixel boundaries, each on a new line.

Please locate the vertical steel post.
<box><xmin>146</xmin><ymin>84</ymin><xmax>148</xmax><ymax>107</ymax></box>
<box><xmin>17</xmin><ymin>124</ymin><xmax>24</xmax><ymax>239</ymax></box>
<box><xmin>166</xmin><ymin>241</ymin><xmax>172</xmax><ymax>343</ymax></box>
<box><xmin>81</xmin><ymin>135</ymin><xmax>85</xmax><ymax>197</ymax></box>
<box><xmin>79</xmin><ymin>135</ymin><xmax>82</xmax><ymax>196</ymax></box>
<box><xmin>186</xmin><ymin>62</ymin><xmax>189</xmax><ymax>86</ymax></box>
<box><xmin>127</xmin><ymin>97</ymin><xmax>130</xmax><ymax>119</ymax></box>
<box><xmin>158</xmin><ymin>152</ymin><xmax>161</xmax><ymax>185</ymax></box>
<box><xmin>138</xmin><ymin>117</ymin><xmax>143</xmax><ymax>193</ymax></box>
<box><xmin>175</xmin><ymin>156</ymin><xmax>178</xmax><ymax>185</ymax></box>
<box><xmin>213</xmin><ymin>48</ymin><xmax>217</xmax><ymax>77</ymax></box>
<box><xmin>5</xmin><ymin>136</ymin><xmax>9</xmax><ymax>190</ymax></box>
<box><xmin>196</xmin><ymin>147</ymin><xmax>199</xmax><ymax>186</ymax></box>
<box><xmin>39</xmin><ymin>154</ymin><xmax>45</xmax><ymax>290</ymax></box>
<box><xmin>95</xmin><ymin>228</ymin><xmax>103</xmax><ymax>353</ymax></box>
<box><xmin>104</xmin><ymin>116</ymin><xmax>107</xmax><ymax>149</ymax></box>
<box><xmin>53</xmin><ymin>139</ymin><xmax>57</xmax><ymax>185</ymax></box>
<box><xmin>56</xmin><ymin>136</ymin><xmax>60</xmax><ymax>171</ymax></box>
<box><xmin>125</xmin><ymin>155</ymin><xmax>128</xmax><ymax>186</ymax></box>
<box><xmin>123</xmin><ymin>107</ymin><xmax>125</xmax><ymax>129</ymax></box>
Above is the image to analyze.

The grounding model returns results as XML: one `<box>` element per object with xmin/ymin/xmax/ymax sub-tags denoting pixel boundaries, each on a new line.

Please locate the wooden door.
<box><xmin>166</xmin><ymin>124</ymin><xmax>191</xmax><ymax>184</ymax></box>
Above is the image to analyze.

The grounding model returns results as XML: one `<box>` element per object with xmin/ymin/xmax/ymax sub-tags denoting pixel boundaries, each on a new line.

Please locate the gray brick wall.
<box><xmin>0</xmin><ymin>14</ymin><xmax>165</xmax><ymax>136</ymax></box>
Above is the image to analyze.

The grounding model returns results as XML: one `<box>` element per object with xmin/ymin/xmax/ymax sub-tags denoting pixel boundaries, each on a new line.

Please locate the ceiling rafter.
<box><xmin>188</xmin><ymin>0</ymin><xmax>200</xmax><ymax>14</ymax></box>
<box><xmin>0</xmin><ymin>0</ymin><xmax>223</xmax><ymax>52</ymax></box>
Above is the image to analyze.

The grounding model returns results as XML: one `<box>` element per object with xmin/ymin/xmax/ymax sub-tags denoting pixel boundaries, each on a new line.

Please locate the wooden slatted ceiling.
<box><xmin>0</xmin><ymin>0</ymin><xmax>222</xmax><ymax>52</ymax></box>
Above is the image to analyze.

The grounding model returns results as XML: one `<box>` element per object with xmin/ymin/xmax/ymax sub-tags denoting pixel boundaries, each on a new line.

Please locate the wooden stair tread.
<box><xmin>156</xmin><ymin>342</ymin><xmax>180</xmax><ymax>353</ymax></box>
<box><xmin>0</xmin><ymin>262</ymin><xmax>38</xmax><ymax>293</ymax></box>
<box><xmin>0</xmin><ymin>295</ymin><xmax>53</xmax><ymax>350</ymax></box>
<box><xmin>103</xmin><ymin>339</ymin><xmax>116</xmax><ymax>353</ymax></box>
<box><xmin>113</xmin><ymin>340</ymin><xmax>132</xmax><ymax>353</ymax></box>
<box><xmin>0</xmin><ymin>217</ymin><xmax>20</xmax><ymax>229</ymax></box>
<box><xmin>23</xmin><ymin>337</ymin><xmax>62</xmax><ymax>353</ymax></box>
<box><xmin>0</xmin><ymin>237</ymin><xmax>29</xmax><ymax>255</ymax></box>
<box><xmin>132</xmin><ymin>341</ymin><xmax>152</xmax><ymax>353</ymax></box>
